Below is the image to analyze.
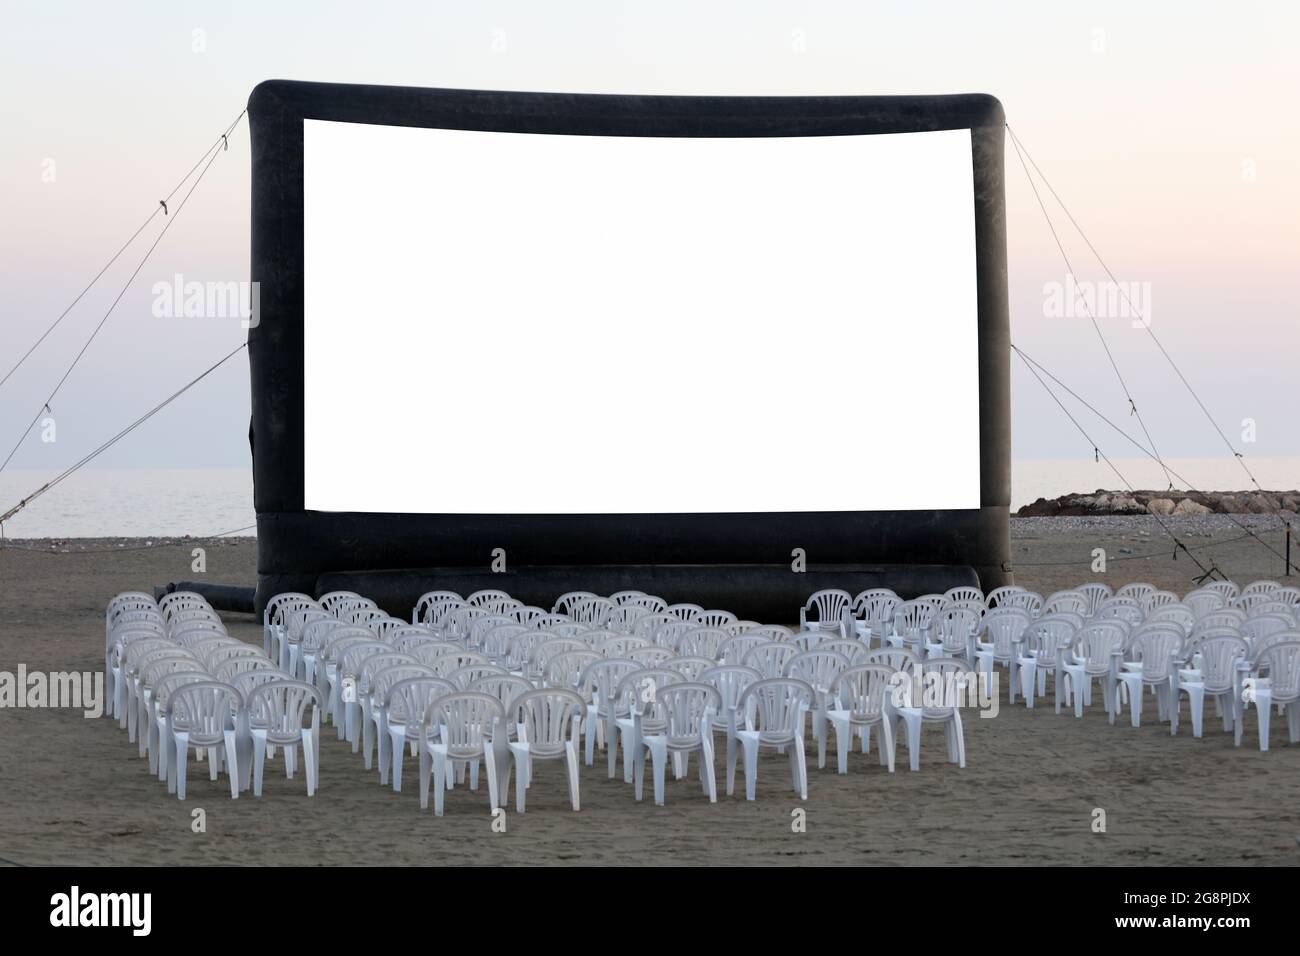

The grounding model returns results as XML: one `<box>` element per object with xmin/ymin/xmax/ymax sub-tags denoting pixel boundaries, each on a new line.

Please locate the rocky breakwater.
<box><xmin>1016</xmin><ymin>490</ymin><xmax>1300</xmax><ymax>518</ymax></box>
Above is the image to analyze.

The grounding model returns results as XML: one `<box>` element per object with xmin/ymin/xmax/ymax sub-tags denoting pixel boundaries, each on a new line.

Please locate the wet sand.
<box><xmin>1</xmin><ymin>519</ymin><xmax>1297</xmax><ymax>866</ymax></box>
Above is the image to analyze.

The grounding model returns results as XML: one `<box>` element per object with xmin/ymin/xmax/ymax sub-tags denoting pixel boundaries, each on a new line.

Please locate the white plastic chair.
<box><xmin>164</xmin><ymin>681</ymin><xmax>242</xmax><ymax>800</ymax></box>
<box><xmin>799</xmin><ymin>590</ymin><xmax>851</xmax><ymax>637</ymax></box>
<box><xmin>1115</xmin><ymin>627</ymin><xmax>1184</xmax><ymax>727</ymax></box>
<box><xmin>742</xmin><ymin>641</ymin><xmax>799</xmax><ymax>678</ymax></box>
<box><xmin>828</xmin><ymin>664</ymin><xmax>896</xmax><ymax>773</ymax></box>
<box><xmin>631</xmin><ymin>683</ymin><xmax>721</xmax><ymax>805</ymax></box>
<box><xmin>1183</xmin><ymin>589</ymin><xmax>1227</xmax><ymax>620</ymax></box>
<box><xmin>418</xmin><ymin>692</ymin><xmax>508</xmax><ymax>814</ymax></box>
<box><xmin>736</xmin><ymin>678</ymin><xmax>814</xmax><ymax>800</ymax></box>
<box><xmin>380</xmin><ymin>676</ymin><xmax>456</xmax><ymax>791</ymax></box>
<box><xmin>675</xmin><ymin>627</ymin><xmax>728</xmax><ymax>660</ymax></box>
<box><xmin>612</xmin><ymin>668</ymin><xmax>683</xmax><ymax>784</ymax></box>
<box><xmin>973</xmin><ymin>606</ymin><xmax>1030</xmax><ymax>704</ymax></box>
<box><xmin>1170</xmin><ymin>635</ymin><xmax>1248</xmax><ymax>738</ymax></box>
<box><xmin>245</xmin><ymin>680</ymin><xmax>322</xmax><ymax>797</ymax></box>
<box><xmin>889</xmin><ymin>657</ymin><xmax>971</xmax><ymax>771</ymax></box>
<box><xmin>507</xmin><ymin>688</ymin><xmax>585</xmax><ymax>812</ymax></box>
<box><xmin>784</xmin><ymin>649</ymin><xmax>850</xmax><ymax>769</ymax></box>
<box><xmin>1244</xmin><ymin>640</ymin><xmax>1300</xmax><ymax>751</ymax></box>
<box><xmin>1074</xmin><ymin>582</ymin><xmax>1113</xmax><ymax>618</ymax></box>
<box><xmin>1201</xmin><ymin>580</ymin><xmax>1240</xmax><ymax>602</ymax></box>
<box><xmin>1060</xmin><ymin>622</ymin><xmax>1127</xmax><ymax>719</ymax></box>
<box><xmin>578</xmin><ymin>657</ymin><xmax>641</xmax><ymax>775</ymax></box>
<box><xmin>1016</xmin><ymin>614</ymin><xmax>1078</xmax><ymax>710</ymax></box>
<box><xmin>701</xmin><ymin>664</ymin><xmax>762</xmax><ymax>795</ymax></box>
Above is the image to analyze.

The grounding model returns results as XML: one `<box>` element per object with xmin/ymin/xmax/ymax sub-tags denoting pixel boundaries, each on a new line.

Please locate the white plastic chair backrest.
<box><xmin>984</xmin><ymin>585</ymin><xmax>1023</xmax><ymax>610</ymax></box>
<box><xmin>448</xmin><ymin>663</ymin><xmax>510</xmax><ymax>689</ymax></box>
<box><xmin>1242</xmin><ymin>580</ymin><xmax>1281</xmax><ymax>597</ymax></box>
<box><xmin>466</xmin><ymin>589</ymin><xmax>515</xmax><ymax>613</ymax></box>
<box><xmin>533</xmin><ymin>637</ymin><xmax>588</xmax><ymax>675</ymax></box>
<box><xmin>801</xmin><ymin>590</ymin><xmax>852</xmax><ymax>629</ymax></box>
<box><xmin>371</xmin><ymin>617</ymin><xmax>411</xmax><ymax>640</ymax></box>
<box><xmin>1201</xmin><ymin>580</ymin><xmax>1240</xmax><ymax>602</ymax></box>
<box><xmin>358</xmin><ymin>652</ymin><xmax>418</xmax><ymax>689</ymax></box>
<box><xmin>425</xmin><ymin>692</ymin><xmax>505</xmax><ymax>755</ymax></box>
<box><xmin>1024</xmin><ymin>614</ymin><xmax>1078</xmax><ymax>664</ymax></box>
<box><xmin>340</xmin><ymin>642</ymin><xmax>392</xmax><ymax>679</ymax></box>
<box><xmin>319</xmin><ymin>590</ymin><xmax>363</xmax><ymax>613</ymax></box>
<box><xmin>511</xmin><ymin>688</ymin><xmax>585</xmax><ymax>755</ymax></box>
<box><xmin>608</xmin><ymin>590</ymin><xmax>647</xmax><ymax>605</ymax></box>
<box><xmin>1255</xmin><ymin>641</ymin><xmax>1300</xmax><ymax>702</ymax></box>
<box><xmin>318</xmin><ymin>625</ymin><xmax>380</xmax><ymax>658</ymax></box>
<box><xmin>579</xmin><ymin>657</ymin><xmax>641</xmax><ymax>709</ymax></box>
<box><xmin>124</xmin><ymin>638</ymin><xmax>181</xmax><ymax>670</ymax></box>
<box><xmin>483</xmin><ymin>623</ymin><xmax>530</xmax><ymax>661</ymax></box>
<box><xmin>1071</xmin><ymin>622</ymin><xmax>1127</xmax><ymax>670</ymax></box>
<box><xmin>1251</xmin><ymin>630</ymin><xmax>1300</xmax><ymax>666</ymax></box>
<box><xmin>215</xmin><ymin>656</ymin><xmax>281</xmax><ymax>682</ymax></box>
<box><xmin>468</xmin><ymin>614</ymin><xmax>515</xmax><ymax>649</ymax></box>
<box><xmin>1148</xmin><ymin>604</ymin><xmax>1195</xmax><ymax>634</ymax></box>
<box><xmin>1272</xmin><ymin>587</ymin><xmax>1300</xmax><ymax>608</ymax></box>
<box><xmin>413</xmin><ymin>590</ymin><xmax>463</xmax><ymax>624</ymax></box>
<box><xmin>663</xmin><ymin>656</ymin><xmax>715</xmax><ymax>681</ymax></box>
<box><xmin>1044</xmin><ymin>590</ymin><xmax>1089</xmax><ymax>617</ymax></box>
<box><xmin>168</xmin><ymin>607</ymin><xmax>223</xmax><ymax>629</ymax></box>
<box><xmin>745</xmin><ymin>624</ymin><xmax>795</xmax><ymax>643</ymax></box>
<box><xmin>569</xmin><ymin>596</ymin><xmax>615</xmax><ymax>626</ymax></box>
<box><xmin>166</xmin><ymin>681</ymin><xmax>241</xmax><ymax>745</ymax></box>
<box><xmin>153</xmin><ymin>671</ymin><xmax>213</xmax><ymax>711</ymax></box>
<box><xmin>1128</xmin><ymin>628</ymin><xmax>1184</xmax><ymax>681</ymax></box>
<box><xmin>1001</xmin><ymin>589</ymin><xmax>1044</xmax><ymax>617</ymax></box>
<box><xmin>1116</xmin><ymin>583</ymin><xmax>1157</xmax><ymax>606</ymax></box>
<box><xmin>510</xmin><ymin>605</ymin><xmax>549</xmax><ymax>627</ymax></box>
<box><xmin>1096</xmin><ymin>600</ymin><xmax>1144</xmax><ymax>627</ymax></box>
<box><xmin>112</xmin><ymin>606</ymin><xmax>163</xmax><ymax>629</ymax></box>
<box><xmin>629</xmin><ymin>646</ymin><xmax>675</xmax><ymax>667</ymax></box>
<box><xmin>421</xmin><ymin>597</ymin><xmax>467</xmax><ymax>629</ymax></box>
<box><xmin>1192</xmin><ymin>609</ymin><xmax>1246</xmax><ymax>636</ymax></box>
<box><xmin>653</xmin><ymin>620</ymin><xmax>695</xmax><ymax>649</ymax></box>
<box><xmin>831</xmin><ymin>664</ymin><xmax>894</xmax><ymax>720</ymax></box>
<box><xmin>426</xmin><ymin>649</ymin><xmax>491</xmax><ymax>679</ymax></box>
<box><xmin>231</xmin><ymin>669</ymin><xmax>293</xmax><ymax>699</ymax></box>
<box><xmin>693</xmin><ymin>608</ymin><xmax>739</xmax><ymax>628</ymax></box>
<box><xmin>1247</xmin><ymin>602</ymin><xmax>1297</xmax><ymax>622</ymax></box>
<box><xmin>265</xmin><ymin>593</ymin><xmax>316</xmax><ymax>629</ymax></box>
<box><xmin>599</xmin><ymin>634</ymin><xmax>652</xmax><ymax>658</ymax></box>
<box><xmin>718</xmin><ymin>634</ymin><xmax>769</xmax><ymax>666</ymax></box>
<box><xmin>852</xmin><ymin>589</ymin><xmax>902</xmax><ymax>630</ymax></box>
<box><xmin>659</xmin><ymin>683</ymin><xmax>721</xmax><ymax>745</ymax></box>
<box><xmin>203</xmin><ymin>645</ymin><xmax>265</xmax><ymax>671</ymax></box>
<box><xmin>160</xmin><ymin>592</ymin><xmax>210</xmax><ymax>618</ymax></box>
<box><xmin>664</xmin><ymin>602</ymin><xmax>704</xmax><ymax>622</ymax></box>
<box><xmin>624</xmin><ymin>594</ymin><xmax>668</xmax><ymax>614</ymax></box>
<box><xmin>742</xmin><ymin>641</ymin><xmax>799</xmax><ymax>678</ymax></box>
<box><xmin>343</xmin><ymin>607</ymin><xmax>387</xmax><ymax>626</ymax></box>
<box><xmin>1147</xmin><ymin>590</ymin><xmax>1180</xmax><ymax>611</ymax></box>
<box><xmin>675</xmin><ymin>627</ymin><xmax>728</xmax><ymax>660</ymax></box>
<box><xmin>1074</xmin><ymin>582</ymin><xmax>1113</xmax><ymax>617</ymax></box>
<box><xmin>916</xmin><ymin>657</ymin><xmax>974</xmax><ymax>716</ymax></box>
<box><xmin>246</xmin><ymin>680</ymin><xmax>322</xmax><ymax>741</ymax></box>
<box><xmin>371</xmin><ymin>664</ymin><xmax>436</xmax><ymax>701</ymax></box>
<box><xmin>141</xmin><ymin>655</ymin><xmax>205</xmax><ymax>690</ymax></box>
<box><xmin>933</xmin><ymin>607</ymin><xmax>981</xmax><ymax>651</ymax></box>
<box><xmin>468</xmin><ymin>674</ymin><xmax>534</xmax><ymax>716</ymax></box>
<box><xmin>323</xmin><ymin>635</ymin><xmax>383</xmax><ymax>668</ymax></box>
<box><xmin>700</xmin><ymin>665</ymin><xmax>761</xmax><ymax>716</ymax></box>
<box><xmin>544</xmin><ymin>650</ymin><xmax>602</xmax><ymax>691</ymax></box>
<box><xmin>112</xmin><ymin>615</ymin><xmax>166</xmax><ymax>639</ymax></box>
<box><xmin>863</xmin><ymin>647</ymin><xmax>920</xmax><ymax>672</ymax></box>
<box><xmin>386</xmin><ymin>676</ymin><xmax>456</xmax><ymax>727</ymax></box>
<box><xmin>615</xmin><ymin>669</ymin><xmax>681</xmax><ymax>728</ymax></box>
<box><xmin>1193</xmin><ymin>635</ymin><xmax>1249</xmax><ymax>691</ymax></box>
<box><xmin>541</xmin><ymin>622</ymin><xmax>587</xmax><ymax>640</ymax></box>
<box><xmin>894</xmin><ymin>599</ymin><xmax>939</xmax><ymax>636</ymax></box>
<box><xmin>108</xmin><ymin>592</ymin><xmax>157</xmax><ymax>615</ymax></box>
<box><xmin>607</xmin><ymin>603</ymin><xmax>650</xmax><ymax>634</ymax></box>
<box><xmin>287</xmin><ymin>608</ymin><xmax>330</xmax><ymax>643</ymax></box>
<box><xmin>784</xmin><ymin>649</ymin><xmax>850</xmax><ymax>694</ymax></box>
<box><xmin>552</xmin><ymin>591</ymin><xmax>597</xmax><ymax>616</ymax></box>
<box><xmin>330</xmin><ymin>597</ymin><xmax>377</xmax><ymax>619</ymax></box>
<box><xmin>529</xmin><ymin>614</ymin><xmax>573</xmax><ymax>631</ymax></box>
<box><xmin>721</xmin><ymin>620</ymin><xmax>761</xmax><ymax>637</ymax></box>
<box><xmin>982</xmin><ymin>607</ymin><xmax>1031</xmax><ymax>655</ymax></box>
<box><xmin>739</xmin><ymin>677</ymin><xmax>814</xmax><ymax>738</ymax></box>
<box><xmin>944</xmin><ymin>585</ymin><xmax>985</xmax><ymax>603</ymax></box>
<box><xmin>1242</xmin><ymin>614</ymin><xmax>1294</xmax><ymax>649</ymax></box>
<box><xmin>301</xmin><ymin>617</ymin><xmax>349</xmax><ymax>653</ymax></box>
<box><xmin>634</xmin><ymin>613</ymin><xmax>676</xmax><ymax>641</ymax></box>
<box><xmin>171</xmin><ymin>622</ymin><xmax>228</xmax><ymax>646</ymax></box>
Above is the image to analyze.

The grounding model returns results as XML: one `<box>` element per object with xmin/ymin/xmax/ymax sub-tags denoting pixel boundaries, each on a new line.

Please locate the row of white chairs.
<box><xmin>106</xmin><ymin>591</ymin><xmax>322</xmax><ymax>799</ymax></box>
<box><xmin>257</xmin><ymin>586</ymin><xmax>978</xmax><ymax>811</ymax></box>
<box><xmin>814</xmin><ymin>581</ymin><xmax>1300</xmax><ymax>752</ymax></box>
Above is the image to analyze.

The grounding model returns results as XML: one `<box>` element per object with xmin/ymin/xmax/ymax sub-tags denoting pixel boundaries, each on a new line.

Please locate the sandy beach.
<box><xmin>2</xmin><ymin>515</ymin><xmax>1298</xmax><ymax>867</ymax></box>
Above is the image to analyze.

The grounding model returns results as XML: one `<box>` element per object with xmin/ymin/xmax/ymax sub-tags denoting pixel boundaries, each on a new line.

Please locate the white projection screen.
<box><xmin>301</xmin><ymin>119</ymin><xmax>981</xmax><ymax>514</ymax></box>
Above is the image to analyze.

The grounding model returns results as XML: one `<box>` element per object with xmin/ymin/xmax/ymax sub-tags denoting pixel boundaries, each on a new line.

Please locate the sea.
<box><xmin>0</xmin><ymin>458</ymin><xmax>1297</xmax><ymax>538</ymax></box>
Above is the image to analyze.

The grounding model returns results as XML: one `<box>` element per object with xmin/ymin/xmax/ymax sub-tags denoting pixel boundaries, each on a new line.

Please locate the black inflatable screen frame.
<box><xmin>247</xmin><ymin>79</ymin><xmax>1011</xmax><ymax>616</ymax></box>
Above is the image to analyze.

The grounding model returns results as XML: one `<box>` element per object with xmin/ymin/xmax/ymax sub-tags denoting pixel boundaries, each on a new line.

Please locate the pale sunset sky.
<box><xmin>1</xmin><ymin>1</ymin><xmax>1295</xmax><ymax>477</ymax></box>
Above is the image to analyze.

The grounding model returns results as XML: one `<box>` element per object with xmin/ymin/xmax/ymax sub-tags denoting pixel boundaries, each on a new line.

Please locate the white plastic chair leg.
<box><xmin>738</xmin><ymin>732</ymin><xmax>760</xmax><ymax>800</ymax></box>
<box><xmin>565</xmin><ymin>740</ymin><xmax>581</xmax><ymax>811</ymax></box>
<box><xmin>700</xmin><ymin>736</ymin><xmax>717</xmax><ymax>802</ymax></box>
